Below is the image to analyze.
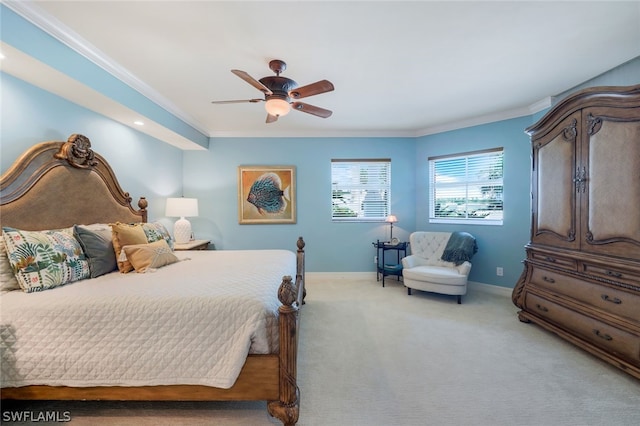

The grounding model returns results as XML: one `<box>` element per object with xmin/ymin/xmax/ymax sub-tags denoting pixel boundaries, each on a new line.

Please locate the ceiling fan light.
<box><xmin>265</xmin><ymin>98</ymin><xmax>291</xmax><ymax>116</ymax></box>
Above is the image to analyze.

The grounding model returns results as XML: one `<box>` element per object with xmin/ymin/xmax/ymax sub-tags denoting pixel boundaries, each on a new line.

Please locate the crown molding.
<box><xmin>528</xmin><ymin>96</ymin><xmax>552</xmax><ymax>114</ymax></box>
<box><xmin>3</xmin><ymin>0</ymin><xmax>210</xmax><ymax>137</ymax></box>
<box><xmin>208</xmin><ymin>128</ymin><xmax>418</xmax><ymax>138</ymax></box>
<box><xmin>416</xmin><ymin>96</ymin><xmax>553</xmax><ymax>137</ymax></box>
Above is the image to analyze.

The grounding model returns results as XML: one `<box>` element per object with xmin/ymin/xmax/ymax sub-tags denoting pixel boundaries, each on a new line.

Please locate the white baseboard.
<box><xmin>306</xmin><ymin>273</ymin><xmax>513</xmax><ymax>298</ymax></box>
<box><xmin>469</xmin><ymin>280</ymin><xmax>513</xmax><ymax>297</ymax></box>
<box><xmin>307</xmin><ymin>271</ymin><xmax>376</xmax><ymax>280</ymax></box>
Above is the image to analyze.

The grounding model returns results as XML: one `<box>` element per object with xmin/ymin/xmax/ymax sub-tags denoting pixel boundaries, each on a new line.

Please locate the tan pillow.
<box><xmin>110</xmin><ymin>222</ymin><xmax>148</xmax><ymax>273</ymax></box>
<box><xmin>122</xmin><ymin>239</ymin><xmax>179</xmax><ymax>273</ymax></box>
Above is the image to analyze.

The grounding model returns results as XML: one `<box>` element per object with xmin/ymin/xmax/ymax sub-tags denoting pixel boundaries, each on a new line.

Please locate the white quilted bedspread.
<box><xmin>0</xmin><ymin>249</ymin><xmax>295</xmax><ymax>389</ymax></box>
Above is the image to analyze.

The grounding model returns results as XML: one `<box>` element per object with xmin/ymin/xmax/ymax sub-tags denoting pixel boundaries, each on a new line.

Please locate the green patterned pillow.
<box><xmin>142</xmin><ymin>222</ymin><xmax>174</xmax><ymax>249</ymax></box>
<box><xmin>2</xmin><ymin>227</ymin><xmax>90</xmax><ymax>293</ymax></box>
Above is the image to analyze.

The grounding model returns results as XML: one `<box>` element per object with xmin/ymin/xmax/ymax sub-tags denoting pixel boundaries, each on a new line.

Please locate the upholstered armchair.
<box><xmin>401</xmin><ymin>231</ymin><xmax>476</xmax><ymax>304</ymax></box>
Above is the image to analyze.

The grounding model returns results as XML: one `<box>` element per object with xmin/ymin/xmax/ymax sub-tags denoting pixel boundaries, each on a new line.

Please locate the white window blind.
<box><xmin>332</xmin><ymin>159</ymin><xmax>391</xmax><ymax>221</ymax></box>
<box><xmin>429</xmin><ymin>148</ymin><xmax>503</xmax><ymax>225</ymax></box>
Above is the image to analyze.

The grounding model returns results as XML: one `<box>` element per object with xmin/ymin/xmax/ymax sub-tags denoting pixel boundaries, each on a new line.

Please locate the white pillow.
<box><xmin>0</xmin><ymin>234</ymin><xmax>21</xmax><ymax>292</ymax></box>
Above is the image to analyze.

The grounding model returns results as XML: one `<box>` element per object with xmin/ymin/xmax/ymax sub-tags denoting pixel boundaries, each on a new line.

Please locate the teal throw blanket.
<box><xmin>441</xmin><ymin>231</ymin><xmax>478</xmax><ymax>265</ymax></box>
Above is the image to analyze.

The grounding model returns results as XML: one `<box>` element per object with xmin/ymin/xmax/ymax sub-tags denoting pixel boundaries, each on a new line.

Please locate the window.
<box><xmin>332</xmin><ymin>159</ymin><xmax>391</xmax><ymax>221</ymax></box>
<box><xmin>429</xmin><ymin>148</ymin><xmax>503</xmax><ymax>225</ymax></box>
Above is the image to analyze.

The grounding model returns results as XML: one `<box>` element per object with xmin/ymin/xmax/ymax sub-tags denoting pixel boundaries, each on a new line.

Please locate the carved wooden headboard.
<box><xmin>0</xmin><ymin>134</ymin><xmax>147</xmax><ymax>230</ymax></box>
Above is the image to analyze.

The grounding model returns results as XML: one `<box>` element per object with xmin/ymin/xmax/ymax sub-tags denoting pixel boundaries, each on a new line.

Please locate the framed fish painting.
<box><xmin>238</xmin><ymin>165</ymin><xmax>296</xmax><ymax>224</ymax></box>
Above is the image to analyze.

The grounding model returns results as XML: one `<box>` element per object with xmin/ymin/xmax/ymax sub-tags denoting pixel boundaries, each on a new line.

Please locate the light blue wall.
<box><xmin>0</xmin><ymin>73</ymin><xmax>184</xmax><ymax>225</ymax></box>
<box><xmin>415</xmin><ymin>117</ymin><xmax>533</xmax><ymax>287</ymax></box>
<box><xmin>2</xmin><ymin>5</ymin><xmax>637</xmax><ymax>287</ymax></box>
<box><xmin>183</xmin><ymin>137</ymin><xmax>416</xmax><ymax>273</ymax></box>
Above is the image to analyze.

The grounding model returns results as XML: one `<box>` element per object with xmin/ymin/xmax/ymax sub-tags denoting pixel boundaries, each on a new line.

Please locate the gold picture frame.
<box><xmin>238</xmin><ymin>165</ymin><xmax>296</xmax><ymax>224</ymax></box>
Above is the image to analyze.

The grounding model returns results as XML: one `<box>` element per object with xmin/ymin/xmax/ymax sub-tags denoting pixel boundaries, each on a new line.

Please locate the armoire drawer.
<box><xmin>525</xmin><ymin>293</ymin><xmax>640</xmax><ymax>363</ymax></box>
<box><xmin>529</xmin><ymin>251</ymin><xmax>577</xmax><ymax>270</ymax></box>
<box><xmin>580</xmin><ymin>262</ymin><xmax>640</xmax><ymax>287</ymax></box>
<box><xmin>530</xmin><ymin>267</ymin><xmax>640</xmax><ymax>323</ymax></box>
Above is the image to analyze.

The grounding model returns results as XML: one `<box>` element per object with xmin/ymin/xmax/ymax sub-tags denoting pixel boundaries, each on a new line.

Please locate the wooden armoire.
<box><xmin>512</xmin><ymin>85</ymin><xmax>640</xmax><ymax>379</ymax></box>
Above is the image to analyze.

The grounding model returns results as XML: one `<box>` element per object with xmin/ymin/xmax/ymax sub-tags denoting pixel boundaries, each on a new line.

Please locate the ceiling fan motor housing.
<box><xmin>259</xmin><ymin>76</ymin><xmax>298</xmax><ymax>102</ymax></box>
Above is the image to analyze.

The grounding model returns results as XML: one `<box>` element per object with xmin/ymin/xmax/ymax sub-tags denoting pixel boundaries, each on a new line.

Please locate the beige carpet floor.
<box><xmin>2</xmin><ymin>273</ymin><xmax>639</xmax><ymax>425</ymax></box>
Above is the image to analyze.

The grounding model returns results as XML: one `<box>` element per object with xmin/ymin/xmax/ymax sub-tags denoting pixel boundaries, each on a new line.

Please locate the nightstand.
<box><xmin>173</xmin><ymin>239</ymin><xmax>210</xmax><ymax>251</ymax></box>
<box><xmin>373</xmin><ymin>240</ymin><xmax>408</xmax><ymax>287</ymax></box>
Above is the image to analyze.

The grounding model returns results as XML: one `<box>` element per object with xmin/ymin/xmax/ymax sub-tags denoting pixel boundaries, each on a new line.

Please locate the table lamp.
<box><xmin>386</xmin><ymin>214</ymin><xmax>398</xmax><ymax>241</ymax></box>
<box><xmin>166</xmin><ymin>197</ymin><xmax>199</xmax><ymax>244</ymax></box>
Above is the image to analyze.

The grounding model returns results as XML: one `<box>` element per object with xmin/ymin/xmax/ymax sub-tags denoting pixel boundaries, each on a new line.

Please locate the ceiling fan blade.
<box><xmin>211</xmin><ymin>98</ymin><xmax>263</xmax><ymax>104</ymax></box>
<box><xmin>291</xmin><ymin>102</ymin><xmax>332</xmax><ymax>118</ymax></box>
<box><xmin>289</xmin><ymin>80</ymin><xmax>334</xmax><ymax>99</ymax></box>
<box><xmin>231</xmin><ymin>69</ymin><xmax>273</xmax><ymax>95</ymax></box>
<box><xmin>266</xmin><ymin>113</ymin><xmax>279</xmax><ymax>124</ymax></box>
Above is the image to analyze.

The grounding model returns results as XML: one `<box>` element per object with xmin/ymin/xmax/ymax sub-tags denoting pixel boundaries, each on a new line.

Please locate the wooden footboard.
<box><xmin>0</xmin><ymin>356</ymin><xmax>280</xmax><ymax>401</ymax></box>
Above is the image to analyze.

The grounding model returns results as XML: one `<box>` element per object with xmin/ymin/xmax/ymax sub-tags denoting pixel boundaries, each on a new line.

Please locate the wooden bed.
<box><xmin>0</xmin><ymin>134</ymin><xmax>305</xmax><ymax>426</ymax></box>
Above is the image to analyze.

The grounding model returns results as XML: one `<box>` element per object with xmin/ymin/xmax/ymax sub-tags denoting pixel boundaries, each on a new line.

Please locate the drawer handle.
<box><xmin>601</xmin><ymin>294</ymin><xmax>622</xmax><ymax>304</ymax></box>
<box><xmin>544</xmin><ymin>256</ymin><xmax>556</xmax><ymax>263</ymax></box>
<box><xmin>543</xmin><ymin>276</ymin><xmax>555</xmax><ymax>284</ymax></box>
<box><xmin>593</xmin><ymin>329</ymin><xmax>613</xmax><ymax>341</ymax></box>
<box><xmin>605</xmin><ymin>270</ymin><xmax>623</xmax><ymax>278</ymax></box>
<box><xmin>535</xmin><ymin>304</ymin><xmax>549</xmax><ymax>312</ymax></box>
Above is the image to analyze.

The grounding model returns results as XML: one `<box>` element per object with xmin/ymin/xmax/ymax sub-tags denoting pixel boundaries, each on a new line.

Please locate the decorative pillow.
<box><xmin>110</xmin><ymin>222</ymin><xmax>149</xmax><ymax>273</ymax></box>
<box><xmin>0</xmin><ymin>235</ymin><xmax>21</xmax><ymax>292</ymax></box>
<box><xmin>109</xmin><ymin>222</ymin><xmax>175</xmax><ymax>273</ymax></box>
<box><xmin>74</xmin><ymin>224</ymin><xmax>117</xmax><ymax>278</ymax></box>
<box><xmin>122</xmin><ymin>239</ymin><xmax>179</xmax><ymax>273</ymax></box>
<box><xmin>2</xmin><ymin>227</ymin><xmax>90</xmax><ymax>293</ymax></box>
<box><xmin>141</xmin><ymin>222</ymin><xmax>174</xmax><ymax>249</ymax></box>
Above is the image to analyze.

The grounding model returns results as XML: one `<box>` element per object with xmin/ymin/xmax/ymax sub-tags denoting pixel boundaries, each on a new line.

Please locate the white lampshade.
<box><xmin>166</xmin><ymin>198</ymin><xmax>198</xmax><ymax>218</ymax></box>
<box><xmin>385</xmin><ymin>215</ymin><xmax>398</xmax><ymax>241</ymax></box>
<box><xmin>165</xmin><ymin>198</ymin><xmax>199</xmax><ymax>244</ymax></box>
<box><xmin>265</xmin><ymin>98</ymin><xmax>291</xmax><ymax>116</ymax></box>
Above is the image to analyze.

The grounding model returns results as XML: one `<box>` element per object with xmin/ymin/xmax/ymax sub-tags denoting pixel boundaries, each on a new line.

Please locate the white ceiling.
<box><xmin>5</xmin><ymin>1</ymin><xmax>640</xmax><ymax>140</ymax></box>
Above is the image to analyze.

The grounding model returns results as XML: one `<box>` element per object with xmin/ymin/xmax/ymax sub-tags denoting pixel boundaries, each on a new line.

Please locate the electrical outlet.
<box><xmin>496</xmin><ymin>267</ymin><xmax>504</xmax><ymax>276</ymax></box>
<box><xmin>374</xmin><ymin>256</ymin><xmax>378</xmax><ymax>264</ymax></box>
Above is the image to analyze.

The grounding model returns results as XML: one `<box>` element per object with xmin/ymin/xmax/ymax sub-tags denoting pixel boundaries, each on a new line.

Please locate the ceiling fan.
<box><xmin>211</xmin><ymin>59</ymin><xmax>334</xmax><ymax>123</ymax></box>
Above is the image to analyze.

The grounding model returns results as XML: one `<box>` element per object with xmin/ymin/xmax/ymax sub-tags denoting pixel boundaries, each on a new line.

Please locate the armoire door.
<box><xmin>531</xmin><ymin>111</ymin><xmax>581</xmax><ymax>250</ymax></box>
<box><xmin>580</xmin><ymin>106</ymin><xmax>640</xmax><ymax>261</ymax></box>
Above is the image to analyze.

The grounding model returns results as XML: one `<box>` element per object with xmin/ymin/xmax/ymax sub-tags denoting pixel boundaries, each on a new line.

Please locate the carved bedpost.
<box><xmin>268</xmin><ymin>276</ymin><xmax>300</xmax><ymax>426</ymax></box>
<box><xmin>138</xmin><ymin>197</ymin><xmax>149</xmax><ymax>222</ymax></box>
<box><xmin>268</xmin><ymin>237</ymin><xmax>305</xmax><ymax>426</ymax></box>
<box><xmin>297</xmin><ymin>236</ymin><xmax>306</xmax><ymax>304</ymax></box>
